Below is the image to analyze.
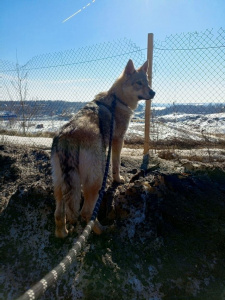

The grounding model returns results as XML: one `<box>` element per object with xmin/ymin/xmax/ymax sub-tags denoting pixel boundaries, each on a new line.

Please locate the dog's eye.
<box><xmin>136</xmin><ymin>81</ymin><xmax>142</xmax><ymax>86</ymax></box>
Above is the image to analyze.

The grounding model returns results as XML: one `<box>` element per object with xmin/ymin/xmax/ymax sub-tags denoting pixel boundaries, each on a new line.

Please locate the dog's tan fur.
<box><xmin>51</xmin><ymin>59</ymin><xmax>155</xmax><ymax>238</ymax></box>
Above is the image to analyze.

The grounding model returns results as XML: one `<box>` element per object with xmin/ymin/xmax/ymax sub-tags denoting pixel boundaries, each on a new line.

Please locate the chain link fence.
<box><xmin>151</xmin><ymin>28</ymin><xmax>225</xmax><ymax>161</ymax></box>
<box><xmin>0</xmin><ymin>38</ymin><xmax>147</xmax><ymax>148</ymax></box>
<box><xmin>0</xmin><ymin>28</ymin><xmax>225</xmax><ymax>161</ymax></box>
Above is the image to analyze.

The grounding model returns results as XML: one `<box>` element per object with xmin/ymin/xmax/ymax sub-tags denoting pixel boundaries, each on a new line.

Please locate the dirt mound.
<box><xmin>0</xmin><ymin>144</ymin><xmax>225</xmax><ymax>299</ymax></box>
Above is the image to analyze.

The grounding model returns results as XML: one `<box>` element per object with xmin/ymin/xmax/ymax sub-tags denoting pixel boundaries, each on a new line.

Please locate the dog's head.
<box><xmin>115</xmin><ymin>59</ymin><xmax>155</xmax><ymax>109</ymax></box>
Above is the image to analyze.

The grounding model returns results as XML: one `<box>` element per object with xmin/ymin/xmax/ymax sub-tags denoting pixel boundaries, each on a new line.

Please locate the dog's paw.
<box><xmin>113</xmin><ymin>175</ymin><xmax>125</xmax><ymax>184</ymax></box>
<box><xmin>55</xmin><ymin>227</ymin><xmax>68</xmax><ymax>238</ymax></box>
<box><xmin>67</xmin><ymin>224</ymin><xmax>75</xmax><ymax>235</ymax></box>
<box><xmin>93</xmin><ymin>219</ymin><xmax>105</xmax><ymax>235</ymax></box>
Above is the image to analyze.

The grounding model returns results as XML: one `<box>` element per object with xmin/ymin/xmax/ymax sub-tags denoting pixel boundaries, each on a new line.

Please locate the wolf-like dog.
<box><xmin>51</xmin><ymin>59</ymin><xmax>155</xmax><ymax>238</ymax></box>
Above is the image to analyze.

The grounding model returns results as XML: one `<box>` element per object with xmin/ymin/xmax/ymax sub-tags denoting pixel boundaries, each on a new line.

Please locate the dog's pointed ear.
<box><xmin>124</xmin><ymin>59</ymin><xmax>135</xmax><ymax>75</ymax></box>
<box><xmin>139</xmin><ymin>60</ymin><xmax>148</xmax><ymax>73</ymax></box>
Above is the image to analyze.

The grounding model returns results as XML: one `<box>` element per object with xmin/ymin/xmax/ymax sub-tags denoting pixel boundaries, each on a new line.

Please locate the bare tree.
<box><xmin>6</xmin><ymin>59</ymin><xmax>39</xmax><ymax>135</ymax></box>
<box><xmin>11</xmin><ymin>61</ymin><xmax>28</xmax><ymax>134</ymax></box>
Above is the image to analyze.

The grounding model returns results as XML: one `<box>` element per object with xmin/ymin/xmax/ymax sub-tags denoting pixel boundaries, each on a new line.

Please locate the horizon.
<box><xmin>1</xmin><ymin>99</ymin><xmax>224</xmax><ymax>107</ymax></box>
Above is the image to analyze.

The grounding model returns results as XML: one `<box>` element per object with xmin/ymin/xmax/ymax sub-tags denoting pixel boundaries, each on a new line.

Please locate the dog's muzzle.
<box><xmin>138</xmin><ymin>89</ymin><xmax>156</xmax><ymax>100</ymax></box>
<box><xmin>149</xmin><ymin>90</ymin><xmax>155</xmax><ymax>99</ymax></box>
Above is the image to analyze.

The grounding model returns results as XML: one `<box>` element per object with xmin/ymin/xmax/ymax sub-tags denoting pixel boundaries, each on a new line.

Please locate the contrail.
<box><xmin>62</xmin><ymin>0</ymin><xmax>96</xmax><ymax>23</ymax></box>
<box><xmin>62</xmin><ymin>9</ymin><xmax>82</xmax><ymax>23</ymax></box>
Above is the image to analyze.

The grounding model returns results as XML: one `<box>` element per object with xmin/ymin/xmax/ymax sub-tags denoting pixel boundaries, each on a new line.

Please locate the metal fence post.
<box><xmin>144</xmin><ymin>33</ymin><xmax>154</xmax><ymax>155</ymax></box>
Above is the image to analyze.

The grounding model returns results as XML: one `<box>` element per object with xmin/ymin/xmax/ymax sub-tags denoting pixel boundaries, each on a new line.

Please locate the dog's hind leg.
<box><xmin>79</xmin><ymin>146</ymin><xmax>105</xmax><ymax>234</ymax></box>
<box><xmin>81</xmin><ymin>181</ymin><xmax>104</xmax><ymax>235</ymax></box>
<box><xmin>54</xmin><ymin>185</ymin><xmax>68</xmax><ymax>238</ymax></box>
<box><xmin>65</xmin><ymin>171</ymin><xmax>81</xmax><ymax>226</ymax></box>
<box><xmin>55</xmin><ymin>173</ymin><xmax>81</xmax><ymax>238</ymax></box>
<box><xmin>52</xmin><ymin>155</ymin><xmax>81</xmax><ymax>237</ymax></box>
<box><xmin>52</xmin><ymin>152</ymin><xmax>68</xmax><ymax>238</ymax></box>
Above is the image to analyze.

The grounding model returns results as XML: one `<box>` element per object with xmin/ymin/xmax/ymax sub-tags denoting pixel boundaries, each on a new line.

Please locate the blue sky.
<box><xmin>0</xmin><ymin>0</ymin><xmax>225</xmax><ymax>64</ymax></box>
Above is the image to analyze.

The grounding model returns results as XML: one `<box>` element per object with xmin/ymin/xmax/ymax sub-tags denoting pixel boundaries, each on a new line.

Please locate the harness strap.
<box><xmin>91</xmin><ymin>96</ymin><xmax>116</xmax><ymax>220</ymax></box>
<box><xmin>95</xmin><ymin>93</ymin><xmax>128</xmax><ymax>112</ymax></box>
<box><xmin>114</xmin><ymin>96</ymin><xmax>128</xmax><ymax>108</ymax></box>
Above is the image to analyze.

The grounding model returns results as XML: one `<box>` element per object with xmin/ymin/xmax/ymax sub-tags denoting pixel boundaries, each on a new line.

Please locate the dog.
<box><xmin>51</xmin><ymin>59</ymin><xmax>155</xmax><ymax>238</ymax></box>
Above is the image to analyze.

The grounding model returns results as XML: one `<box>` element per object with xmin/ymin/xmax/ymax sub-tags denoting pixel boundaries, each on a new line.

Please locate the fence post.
<box><xmin>144</xmin><ymin>33</ymin><xmax>154</xmax><ymax>155</ymax></box>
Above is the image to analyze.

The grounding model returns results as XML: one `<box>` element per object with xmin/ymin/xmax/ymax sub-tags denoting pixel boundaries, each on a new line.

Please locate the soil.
<box><xmin>0</xmin><ymin>144</ymin><xmax>225</xmax><ymax>300</ymax></box>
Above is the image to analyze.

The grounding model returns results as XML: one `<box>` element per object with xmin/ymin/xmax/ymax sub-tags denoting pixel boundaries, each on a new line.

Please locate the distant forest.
<box><xmin>0</xmin><ymin>100</ymin><xmax>224</xmax><ymax>118</ymax></box>
<box><xmin>154</xmin><ymin>103</ymin><xmax>225</xmax><ymax>116</ymax></box>
<box><xmin>0</xmin><ymin>101</ymin><xmax>86</xmax><ymax>118</ymax></box>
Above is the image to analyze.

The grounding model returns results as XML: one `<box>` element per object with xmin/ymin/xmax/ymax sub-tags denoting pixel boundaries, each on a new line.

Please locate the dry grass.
<box><xmin>2</xmin><ymin>129</ymin><xmax>224</xmax><ymax>149</ymax></box>
<box><xmin>0</xmin><ymin>129</ymin><xmax>55</xmax><ymax>138</ymax></box>
<box><xmin>124</xmin><ymin>136</ymin><xmax>225</xmax><ymax>150</ymax></box>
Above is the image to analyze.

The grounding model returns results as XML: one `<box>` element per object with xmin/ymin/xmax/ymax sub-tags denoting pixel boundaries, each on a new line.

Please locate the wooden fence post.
<box><xmin>144</xmin><ymin>33</ymin><xmax>154</xmax><ymax>155</ymax></box>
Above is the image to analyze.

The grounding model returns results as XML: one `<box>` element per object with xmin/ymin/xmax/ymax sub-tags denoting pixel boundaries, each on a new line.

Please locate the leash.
<box><xmin>16</xmin><ymin>97</ymin><xmax>117</xmax><ymax>300</ymax></box>
<box><xmin>91</xmin><ymin>97</ymin><xmax>116</xmax><ymax>220</ymax></box>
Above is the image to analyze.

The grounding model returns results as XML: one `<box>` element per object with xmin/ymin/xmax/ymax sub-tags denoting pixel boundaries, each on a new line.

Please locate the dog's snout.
<box><xmin>149</xmin><ymin>90</ymin><xmax>155</xmax><ymax>99</ymax></box>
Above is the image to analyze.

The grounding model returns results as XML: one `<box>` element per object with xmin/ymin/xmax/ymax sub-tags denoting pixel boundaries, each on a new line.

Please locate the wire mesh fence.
<box><xmin>0</xmin><ymin>38</ymin><xmax>146</xmax><ymax>148</ymax></box>
<box><xmin>0</xmin><ymin>28</ymin><xmax>225</xmax><ymax>161</ymax></box>
<box><xmin>151</xmin><ymin>28</ymin><xmax>225</xmax><ymax>161</ymax></box>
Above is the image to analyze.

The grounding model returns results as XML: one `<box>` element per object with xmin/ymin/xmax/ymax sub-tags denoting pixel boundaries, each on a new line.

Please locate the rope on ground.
<box><xmin>16</xmin><ymin>98</ymin><xmax>116</xmax><ymax>300</ymax></box>
<box><xmin>17</xmin><ymin>220</ymin><xmax>95</xmax><ymax>300</ymax></box>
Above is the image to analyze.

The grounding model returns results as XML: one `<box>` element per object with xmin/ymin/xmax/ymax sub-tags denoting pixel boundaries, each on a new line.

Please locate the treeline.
<box><xmin>0</xmin><ymin>100</ymin><xmax>224</xmax><ymax>118</ymax></box>
<box><xmin>0</xmin><ymin>100</ymin><xmax>86</xmax><ymax>117</ymax></box>
<box><xmin>154</xmin><ymin>103</ymin><xmax>225</xmax><ymax>116</ymax></box>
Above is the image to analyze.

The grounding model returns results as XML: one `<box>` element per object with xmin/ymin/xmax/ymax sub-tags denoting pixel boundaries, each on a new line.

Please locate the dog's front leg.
<box><xmin>112</xmin><ymin>138</ymin><xmax>125</xmax><ymax>183</ymax></box>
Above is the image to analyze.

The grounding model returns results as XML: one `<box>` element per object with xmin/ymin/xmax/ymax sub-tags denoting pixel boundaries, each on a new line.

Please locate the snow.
<box><xmin>0</xmin><ymin>135</ymin><xmax>53</xmax><ymax>148</ymax></box>
<box><xmin>158</xmin><ymin>112</ymin><xmax>225</xmax><ymax>135</ymax></box>
<box><xmin>1</xmin><ymin>110</ymin><xmax>225</xmax><ymax>146</ymax></box>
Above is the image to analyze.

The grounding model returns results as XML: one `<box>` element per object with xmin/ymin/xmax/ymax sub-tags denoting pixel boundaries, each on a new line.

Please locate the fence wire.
<box><xmin>151</xmin><ymin>28</ymin><xmax>225</xmax><ymax>161</ymax></box>
<box><xmin>0</xmin><ymin>28</ymin><xmax>225</xmax><ymax>161</ymax></box>
<box><xmin>0</xmin><ymin>38</ymin><xmax>146</xmax><ymax>149</ymax></box>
